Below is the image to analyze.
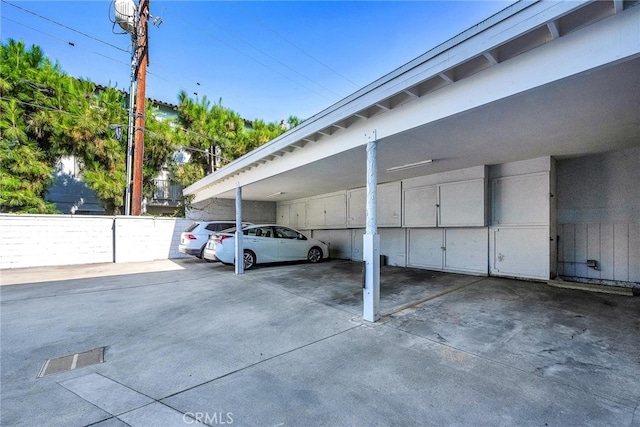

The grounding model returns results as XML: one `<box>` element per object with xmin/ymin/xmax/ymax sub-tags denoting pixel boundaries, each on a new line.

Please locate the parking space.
<box><xmin>1</xmin><ymin>259</ymin><xmax>638</xmax><ymax>426</ymax></box>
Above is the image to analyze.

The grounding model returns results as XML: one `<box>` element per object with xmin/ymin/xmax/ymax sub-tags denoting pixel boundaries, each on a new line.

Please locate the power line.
<box><xmin>2</xmin><ymin>10</ymin><xmax>258</xmax><ymax>120</ymax></box>
<box><xmin>1</xmin><ymin>0</ymin><xmax>308</xmax><ymax>121</ymax></box>
<box><xmin>183</xmin><ymin>5</ymin><xmax>344</xmax><ymax>98</ymax></box>
<box><xmin>0</xmin><ymin>97</ymin><xmax>74</xmax><ymax>114</ymax></box>
<box><xmin>231</xmin><ymin>2</ymin><xmax>361</xmax><ymax>89</ymax></box>
<box><xmin>170</xmin><ymin>7</ymin><xmax>336</xmax><ymax>103</ymax></box>
<box><xmin>1</xmin><ymin>0</ymin><xmax>130</xmax><ymax>53</ymax></box>
<box><xmin>2</xmin><ymin>16</ymin><xmax>131</xmax><ymax>68</ymax></box>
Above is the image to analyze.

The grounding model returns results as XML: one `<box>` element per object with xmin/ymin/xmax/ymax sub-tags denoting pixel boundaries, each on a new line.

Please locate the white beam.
<box><xmin>547</xmin><ymin>20</ymin><xmax>560</xmax><ymax>39</ymax></box>
<box><xmin>439</xmin><ymin>72</ymin><xmax>455</xmax><ymax>84</ymax></box>
<box><xmin>290</xmin><ymin>141</ymin><xmax>308</xmax><ymax>149</ymax></box>
<box><xmin>404</xmin><ymin>87</ymin><xmax>420</xmax><ymax>98</ymax></box>
<box><xmin>613</xmin><ymin>0</ymin><xmax>623</xmax><ymax>14</ymax></box>
<box><xmin>375</xmin><ymin>100</ymin><xmax>391</xmax><ymax>111</ymax></box>
<box><xmin>483</xmin><ymin>51</ymin><xmax>499</xmax><ymax>65</ymax></box>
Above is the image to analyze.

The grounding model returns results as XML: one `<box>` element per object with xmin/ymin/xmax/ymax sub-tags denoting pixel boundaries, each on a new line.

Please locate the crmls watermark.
<box><xmin>183</xmin><ymin>412</ymin><xmax>234</xmax><ymax>425</ymax></box>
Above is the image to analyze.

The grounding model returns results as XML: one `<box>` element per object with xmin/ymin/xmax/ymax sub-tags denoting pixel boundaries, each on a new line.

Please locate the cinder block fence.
<box><xmin>0</xmin><ymin>214</ymin><xmax>193</xmax><ymax>269</ymax></box>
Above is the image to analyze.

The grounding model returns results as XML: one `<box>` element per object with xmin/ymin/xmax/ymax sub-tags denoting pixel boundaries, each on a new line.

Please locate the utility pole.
<box><xmin>131</xmin><ymin>0</ymin><xmax>149</xmax><ymax>216</ymax></box>
<box><xmin>124</xmin><ymin>44</ymin><xmax>136</xmax><ymax>216</ymax></box>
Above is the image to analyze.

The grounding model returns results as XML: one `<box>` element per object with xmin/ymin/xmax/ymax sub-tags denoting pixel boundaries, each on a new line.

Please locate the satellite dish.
<box><xmin>114</xmin><ymin>0</ymin><xmax>136</xmax><ymax>34</ymax></box>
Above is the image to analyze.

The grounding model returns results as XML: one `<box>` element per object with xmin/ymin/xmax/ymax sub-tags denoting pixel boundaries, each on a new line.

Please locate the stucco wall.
<box><xmin>0</xmin><ymin>215</ymin><xmax>192</xmax><ymax>269</ymax></box>
<box><xmin>556</xmin><ymin>147</ymin><xmax>640</xmax><ymax>284</ymax></box>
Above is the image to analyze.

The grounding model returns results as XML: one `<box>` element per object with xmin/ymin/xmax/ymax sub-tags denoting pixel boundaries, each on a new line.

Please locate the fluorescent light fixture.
<box><xmin>266</xmin><ymin>191</ymin><xmax>283</xmax><ymax>198</ymax></box>
<box><xmin>386</xmin><ymin>159</ymin><xmax>433</xmax><ymax>172</ymax></box>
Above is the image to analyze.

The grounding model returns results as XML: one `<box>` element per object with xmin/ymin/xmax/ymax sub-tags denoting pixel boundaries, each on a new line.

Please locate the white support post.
<box><xmin>235</xmin><ymin>186</ymin><xmax>244</xmax><ymax>275</ymax></box>
<box><xmin>363</xmin><ymin>131</ymin><xmax>380</xmax><ymax>322</ymax></box>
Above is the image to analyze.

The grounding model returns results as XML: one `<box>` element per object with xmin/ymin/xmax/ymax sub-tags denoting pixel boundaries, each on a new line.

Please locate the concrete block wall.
<box><xmin>0</xmin><ymin>215</ymin><xmax>114</xmax><ymax>269</ymax></box>
<box><xmin>0</xmin><ymin>214</ymin><xmax>192</xmax><ymax>269</ymax></box>
<box><xmin>114</xmin><ymin>217</ymin><xmax>193</xmax><ymax>263</ymax></box>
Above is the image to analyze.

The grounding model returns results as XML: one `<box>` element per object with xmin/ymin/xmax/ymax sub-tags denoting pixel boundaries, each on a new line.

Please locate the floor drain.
<box><xmin>38</xmin><ymin>347</ymin><xmax>105</xmax><ymax>378</ymax></box>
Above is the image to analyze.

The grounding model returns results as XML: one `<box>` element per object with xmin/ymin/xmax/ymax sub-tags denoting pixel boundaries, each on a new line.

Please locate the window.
<box><xmin>275</xmin><ymin>227</ymin><xmax>299</xmax><ymax>239</ymax></box>
<box><xmin>247</xmin><ymin>227</ymin><xmax>273</xmax><ymax>237</ymax></box>
<box><xmin>205</xmin><ymin>222</ymin><xmax>235</xmax><ymax>232</ymax></box>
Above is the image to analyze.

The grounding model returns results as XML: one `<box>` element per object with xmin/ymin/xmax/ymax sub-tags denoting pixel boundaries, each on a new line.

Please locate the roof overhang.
<box><xmin>185</xmin><ymin>0</ymin><xmax>640</xmax><ymax>203</ymax></box>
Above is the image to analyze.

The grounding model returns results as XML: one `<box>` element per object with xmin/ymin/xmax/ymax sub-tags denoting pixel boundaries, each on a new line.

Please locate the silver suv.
<box><xmin>179</xmin><ymin>221</ymin><xmax>250</xmax><ymax>260</ymax></box>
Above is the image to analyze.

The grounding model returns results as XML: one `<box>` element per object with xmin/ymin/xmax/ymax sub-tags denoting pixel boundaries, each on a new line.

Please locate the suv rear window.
<box><xmin>205</xmin><ymin>222</ymin><xmax>235</xmax><ymax>232</ymax></box>
<box><xmin>184</xmin><ymin>223</ymin><xmax>199</xmax><ymax>232</ymax></box>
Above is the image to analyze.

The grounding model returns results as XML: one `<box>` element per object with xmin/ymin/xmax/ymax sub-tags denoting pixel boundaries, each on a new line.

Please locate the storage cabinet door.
<box><xmin>438</xmin><ymin>179</ymin><xmax>485</xmax><ymax>227</ymax></box>
<box><xmin>490</xmin><ymin>227</ymin><xmax>549</xmax><ymax>279</ymax></box>
<box><xmin>290</xmin><ymin>202</ymin><xmax>306</xmax><ymax>229</ymax></box>
<box><xmin>407</xmin><ymin>228</ymin><xmax>443</xmax><ymax>269</ymax></box>
<box><xmin>403</xmin><ymin>185</ymin><xmax>437</xmax><ymax>227</ymax></box>
<box><xmin>307</xmin><ymin>198</ymin><xmax>326</xmax><ymax>229</ymax></box>
<box><xmin>347</xmin><ymin>188</ymin><xmax>366</xmax><ymax>228</ymax></box>
<box><xmin>324</xmin><ymin>193</ymin><xmax>347</xmax><ymax>228</ymax></box>
<box><xmin>378</xmin><ymin>181</ymin><xmax>402</xmax><ymax>227</ymax></box>
<box><xmin>277</xmin><ymin>204</ymin><xmax>290</xmax><ymax>226</ymax></box>
<box><xmin>492</xmin><ymin>173</ymin><xmax>549</xmax><ymax>226</ymax></box>
<box><xmin>443</xmin><ymin>228</ymin><xmax>488</xmax><ymax>274</ymax></box>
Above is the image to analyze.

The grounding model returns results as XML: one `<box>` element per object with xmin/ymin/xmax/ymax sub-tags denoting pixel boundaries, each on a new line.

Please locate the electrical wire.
<box><xmin>1</xmin><ymin>96</ymin><xmax>251</xmax><ymax>164</ymax></box>
<box><xmin>1</xmin><ymin>16</ymin><xmax>131</xmax><ymax>68</ymax></box>
<box><xmin>185</xmin><ymin>7</ymin><xmax>344</xmax><ymax>98</ymax></box>
<box><xmin>1</xmin><ymin>0</ymin><xmax>301</xmax><ymax>121</ymax></box>
<box><xmin>231</xmin><ymin>2</ymin><xmax>361</xmax><ymax>89</ymax></box>
<box><xmin>170</xmin><ymin>8</ymin><xmax>337</xmax><ymax>103</ymax></box>
<box><xmin>0</xmin><ymin>97</ymin><xmax>74</xmax><ymax>114</ymax></box>
<box><xmin>1</xmin><ymin>0</ymin><xmax>130</xmax><ymax>53</ymax></box>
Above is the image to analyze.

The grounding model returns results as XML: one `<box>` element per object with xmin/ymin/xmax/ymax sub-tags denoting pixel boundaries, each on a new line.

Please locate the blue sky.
<box><xmin>2</xmin><ymin>1</ymin><xmax>513</xmax><ymax>123</ymax></box>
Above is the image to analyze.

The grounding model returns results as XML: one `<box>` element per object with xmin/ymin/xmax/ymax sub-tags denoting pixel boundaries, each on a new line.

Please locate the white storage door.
<box><xmin>403</xmin><ymin>185</ymin><xmax>437</xmax><ymax>227</ymax></box>
<box><xmin>490</xmin><ymin>227</ymin><xmax>549</xmax><ymax>280</ymax></box>
<box><xmin>492</xmin><ymin>173</ymin><xmax>549</xmax><ymax>225</ymax></box>
<box><xmin>438</xmin><ymin>179</ymin><xmax>486</xmax><ymax>227</ymax></box>
<box><xmin>407</xmin><ymin>228</ymin><xmax>443</xmax><ymax>269</ymax></box>
<box><xmin>324</xmin><ymin>193</ymin><xmax>347</xmax><ymax>228</ymax></box>
<box><xmin>347</xmin><ymin>188</ymin><xmax>366</xmax><ymax>227</ymax></box>
<box><xmin>277</xmin><ymin>204</ymin><xmax>290</xmax><ymax>226</ymax></box>
<box><xmin>290</xmin><ymin>202</ymin><xmax>306</xmax><ymax>229</ymax></box>
<box><xmin>378</xmin><ymin>182</ymin><xmax>402</xmax><ymax>227</ymax></box>
<box><xmin>444</xmin><ymin>228</ymin><xmax>488</xmax><ymax>274</ymax></box>
<box><xmin>307</xmin><ymin>198</ymin><xmax>325</xmax><ymax>228</ymax></box>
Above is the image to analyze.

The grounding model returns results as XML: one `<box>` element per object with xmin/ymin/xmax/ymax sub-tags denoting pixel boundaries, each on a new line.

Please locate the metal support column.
<box><xmin>363</xmin><ymin>131</ymin><xmax>380</xmax><ymax>322</ymax></box>
<box><xmin>235</xmin><ymin>186</ymin><xmax>244</xmax><ymax>275</ymax></box>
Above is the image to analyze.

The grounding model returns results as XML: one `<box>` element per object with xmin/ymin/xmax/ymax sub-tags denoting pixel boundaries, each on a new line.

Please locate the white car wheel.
<box><xmin>243</xmin><ymin>250</ymin><xmax>256</xmax><ymax>270</ymax></box>
<box><xmin>308</xmin><ymin>247</ymin><xmax>323</xmax><ymax>263</ymax></box>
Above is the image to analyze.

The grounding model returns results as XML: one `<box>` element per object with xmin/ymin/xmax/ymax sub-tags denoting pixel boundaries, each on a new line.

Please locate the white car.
<box><xmin>203</xmin><ymin>224</ymin><xmax>329</xmax><ymax>269</ymax></box>
<box><xmin>178</xmin><ymin>221</ymin><xmax>250</xmax><ymax>260</ymax></box>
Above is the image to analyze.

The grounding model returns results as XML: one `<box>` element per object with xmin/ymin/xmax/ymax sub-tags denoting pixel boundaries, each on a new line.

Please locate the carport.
<box><xmin>184</xmin><ymin>0</ymin><xmax>640</xmax><ymax>321</ymax></box>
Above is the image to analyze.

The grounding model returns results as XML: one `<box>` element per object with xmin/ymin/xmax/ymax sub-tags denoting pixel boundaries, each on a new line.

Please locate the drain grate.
<box><xmin>38</xmin><ymin>347</ymin><xmax>105</xmax><ymax>378</ymax></box>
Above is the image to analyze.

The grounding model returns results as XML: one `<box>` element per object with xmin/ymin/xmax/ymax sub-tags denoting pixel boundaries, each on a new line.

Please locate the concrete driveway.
<box><xmin>1</xmin><ymin>258</ymin><xmax>638</xmax><ymax>426</ymax></box>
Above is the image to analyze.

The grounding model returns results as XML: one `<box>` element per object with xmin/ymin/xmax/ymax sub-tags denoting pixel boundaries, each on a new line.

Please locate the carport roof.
<box><xmin>184</xmin><ymin>0</ymin><xmax>640</xmax><ymax>203</ymax></box>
